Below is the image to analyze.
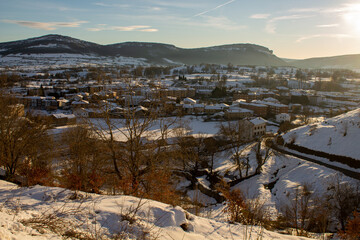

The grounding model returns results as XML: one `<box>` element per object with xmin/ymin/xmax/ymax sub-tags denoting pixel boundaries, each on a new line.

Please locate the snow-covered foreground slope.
<box><xmin>283</xmin><ymin>108</ymin><xmax>360</xmax><ymax>160</ymax></box>
<box><xmin>235</xmin><ymin>153</ymin><xmax>358</xmax><ymax>216</ymax></box>
<box><xmin>0</xmin><ymin>181</ymin><xmax>311</xmax><ymax>240</ymax></box>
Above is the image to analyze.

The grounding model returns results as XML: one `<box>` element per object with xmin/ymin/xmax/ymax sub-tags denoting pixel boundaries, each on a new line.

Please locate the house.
<box><xmin>225</xmin><ymin>107</ymin><xmax>253</xmax><ymax>120</ymax></box>
<box><xmin>29</xmin><ymin>96</ymin><xmax>44</xmax><ymax>108</ymax></box>
<box><xmin>263</xmin><ymin>97</ymin><xmax>279</xmax><ymax>103</ymax></box>
<box><xmin>43</xmin><ymin>97</ymin><xmax>58</xmax><ymax>111</ymax></box>
<box><xmin>161</xmin><ymin>87</ymin><xmax>196</xmax><ymax>99</ymax></box>
<box><xmin>57</xmin><ymin>99</ymin><xmax>70</xmax><ymax>109</ymax></box>
<box><xmin>123</xmin><ymin>95</ymin><xmax>145</xmax><ymax>106</ymax></box>
<box><xmin>235</xmin><ymin>117</ymin><xmax>267</xmax><ymax>141</ymax></box>
<box><xmin>233</xmin><ymin>92</ymin><xmax>258</xmax><ymax>102</ymax></box>
<box><xmin>73</xmin><ymin>108</ymin><xmax>89</xmax><ymax>118</ymax></box>
<box><xmin>110</xmin><ymin>107</ymin><xmax>125</xmax><ymax>118</ymax></box>
<box><xmin>182</xmin><ymin>104</ymin><xmax>194</xmax><ymax>114</ymax></box>
<box><xmin>204</xmin><ymin>104</ymin><xmax>229</xmax><ymax>114</ymax></box>
<box><xmin>51</xmin><ymin>113</ymin><xmax>76</xmax><ymax>126</ymax></box>
<box><xmin>204</xmin><ymin>105</ymin><xmax>223</xmax><ymax>114</ymax></box>
<box><xmin>252</xmin><ymin>100</ymin><xmax>288</xmax><ymax>115</ymax></box>
<box><xmin>193</xmin><ymin>103</ymin><xmax>205</xmax><ymax>114</ymax></box>
<box><xmin>276</xmin><ymin>113</ymin><xmax>290</xmax><ymax>123</ymax></box>
<box><xmin>248</xmin><ymin>117</ymin><xmax>267</xmax><ymax>138</ymax></box>
<box><xmin>237</xmin><ymin>101</ymin><xmax>268</xmax><ymax>117</ymax></box>
<box><xmin>291</xmin><ymin>104</ymin><xmax>302</xmax><ymax>113</ymax></box>
<box><xmin>134</xmin><ymin>106</ymin><xmax>149</xmax><ymax>117</ymax></box>
<box><xmin>308</xmin><ymin>95</ymin><xmax>323</xmax><ymax>106</ymax></box>
<box><xmin>71</xmin><ymin>100</ymin><xmax>89</xmax><ymax>108</ymax></box>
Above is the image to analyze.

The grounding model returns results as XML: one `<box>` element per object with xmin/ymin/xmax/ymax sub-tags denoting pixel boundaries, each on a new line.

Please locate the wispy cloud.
<box><xmin>316</xmin><ymin>24</ymin><xmax>339</xmax><ymax>28</ymax></box>
<box><xmin>149</xmin><ymin>7</ymin><xmax>162</xmax><ymax>11</ymax></box>
<box><xmin>261</xmin><ymin>3</ymin><xmax>360</xmax><ymax>35</ymax></box>
<box><xmin>139</xmin><ymin>28</ymin><xmax>158</xmax><ymax>32</ymax></box>
<box><xmin>296</xmin><ymin>34</ymin><xmax>353</xmax><ymax>43</ymax></box>
<box><xmin>148</xmin><ymin>1</ymin><xmax>202</xmax><ymax>9</ymax></box>
<box><xmin>288</xmin><ymin>4</ymin><xmax>359</xmax><ymax>16</ymax></box>
<box><xmin>87</xmin><ymin>28</ymin><xmax>102</xmax><ymax>32</ymax></box>
<box><xmin>288</xmin><ymin>8</ymin><xmax>320</xmax><ymax>13</ymax></box>
<box><xmin>2</xmin><ymin>19</ymin><xmax>87</xmax><ymax>30</ymax></box>
<box><xmin>93</xmin><ymin>2</ymin><xmax>130</xmax><ymax>8</ymax></box>
<box><xmin>194</xmin><ymin>15</ymin><xmax>246</xmax><ymax>30</ymax></box>
<box><xmin>112</xmin><ymin>25</ymin><xmax>152</xmax><ymax>31</ymax></box>
<box><xmin>250</xmin><ymin>14</ymin><xmax>270</xmax><ymax>19</ymax></box>
<box><xmin>193</xmin><ymin>0</ymin><xmax>236</xmax><ymax>17</ymax></box>
<box><xmin>87</xmin><ymin>25</ymin><xmax>158</xmax><ymax>32</ymax></box>
<box><xmin>266</xmin><ymin>15</ymin><xmax>312</xmax><ymax>34</ymax></box>
<box><xmin>93</xmin><ymin>2</ymin><xmax>163</xmax><ymax>12</ymax></box>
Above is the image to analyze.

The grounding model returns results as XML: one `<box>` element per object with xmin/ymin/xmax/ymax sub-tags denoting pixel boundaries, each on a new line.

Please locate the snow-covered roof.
<box><xmin>135</xmin><ymin>106</ymin><xmax>148</xmax><ymax>112</ymax></box>
<box><xmin>239</xmin><ymin>101</ymin><xmax>267</xmax><ymax>107</ymax></box>
<box><xmin>227</xmin><ymin>107</ymin><xmax>253</xmax><ymax>113</ymax></box>
<box><xmin>52</xmin><ymin>113</ymin><xmax>76</xmax><ymax>119</ymax></box>
<box><xmin>183</xmin><ymin>97</ymin><xmax>197</xmax><ymax>104</ymax></box>
<box><xmin>249</xmin><ymin>117</ymin><xmax>267</xmax><ymax>126</ymax></box>
<box><xmin>205</xmin><ymin>105</ymin><xmax>222</xmax><ymax>110</ymax></box>
<box><xmin>72</xmin><ymin>100</ymin><xmax>89</xmax><ymax>105</ymax></box>
<box><xmin>276</xmin><ymin>113</ymin><xmax>290</xmax><ymax>117</ymax></box>
<box><xmin>263</xmin><ymin>97</ymin><xmax>279</xmax><ymax>103</ymax></box>
<box><xmin>252</xmin><ymin>100</ymin><xmax>288</xmax><ymax>108</ymax></box>
<box><xmin>193</xmin><ymin>104</ymin><xmax>205</xmax><ymax>108</ymax></box>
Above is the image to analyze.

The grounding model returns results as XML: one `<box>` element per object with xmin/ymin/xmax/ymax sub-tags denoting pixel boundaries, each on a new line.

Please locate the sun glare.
<box><xmin>343</xmin><ymin>3</ymin><xmax>360</xmax><ymax>34</ymax></box>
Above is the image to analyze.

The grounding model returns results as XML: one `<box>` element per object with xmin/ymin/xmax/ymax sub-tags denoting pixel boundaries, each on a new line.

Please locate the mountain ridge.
<box><xmin>2</xmin><ymin>34</ymin><xmax>360</xmax><ymax>68</ymax></box>
<box><xmin>0</xmin><ymin>34</ymin><xmax>287</xmax><ymax>66</ymax></box>
<box><xmin>291</xmin><ymin>54</ymin><xmax>360</xmax><ymax>69</ymax></box>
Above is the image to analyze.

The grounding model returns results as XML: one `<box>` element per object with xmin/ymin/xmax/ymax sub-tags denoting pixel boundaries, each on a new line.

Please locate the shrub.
<box><xmin>338</xmin><ymin>211</ymin><xmax>360</xmax><ymax>240</ymax></box>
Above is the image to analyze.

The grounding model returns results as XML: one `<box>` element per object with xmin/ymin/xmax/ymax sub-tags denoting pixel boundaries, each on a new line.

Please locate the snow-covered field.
<box><xmin>0</xmin><ymin>180</ymin><xmax>312</xmax><ymax>240</ymax></box>
<box><xmin>87</xmin><ymin>116</ymin><xmax>222</xmax><ymax>142</ymax></box>
<box><xmin>283</xmin><ymin>108</ymin><xmax>360</xmax><ymax>160</ymax></box>
<box><xmin>86</xmin><ymin>116</ymin><xmax>278</xmax><ymax>142</ymax></box>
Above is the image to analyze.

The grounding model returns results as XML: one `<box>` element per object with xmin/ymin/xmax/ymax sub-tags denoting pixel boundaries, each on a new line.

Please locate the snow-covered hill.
<box><xmin>0</xmin><ymin>34</ymin><xmax>287</xmax><ymax>67</ymax></box>
<box><xmin>283</xmin><ymin>108</ymin><xmax>360</xmax><ymax>160</ymax></box>
<box><xmin>292</xmin><ymin>54</ymin><xmax>360</xmax><ymax>69</ymax></box>
<box><xmin>0</xmin><ymin>180</ymin><xmax>311</xmax><ymax>240</ymax></box>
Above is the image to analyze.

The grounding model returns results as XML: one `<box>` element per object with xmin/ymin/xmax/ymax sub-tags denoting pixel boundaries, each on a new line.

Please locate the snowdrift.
<box><xmin>0</xmin><ymin>180</ymin><xmax>311</xmax><ymax>240</ymax></box>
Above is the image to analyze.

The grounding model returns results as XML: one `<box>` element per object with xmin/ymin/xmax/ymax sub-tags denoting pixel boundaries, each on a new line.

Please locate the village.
<box><xmin>3</xmin><ymin>65</ymin><xmax>360</xmax><ymax>140</ymax></box>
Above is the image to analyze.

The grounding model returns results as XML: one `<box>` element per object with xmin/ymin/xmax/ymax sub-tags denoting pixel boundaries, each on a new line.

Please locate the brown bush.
<box><xmin>217</xmin><ymin>180</ymin><xmax>246</xmax><ymax>223</ymax></box>
<box><xmin>338</xmin><ymin>211</ymin><xmax>360</xmax><ymax>240</ymax></box>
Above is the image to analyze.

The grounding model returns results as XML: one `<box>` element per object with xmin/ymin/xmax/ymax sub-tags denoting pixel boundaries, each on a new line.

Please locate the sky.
<box><xmin>1</xmin><ymin>0</ymin><xmax>360</xmax><ymax>59</ymax></box>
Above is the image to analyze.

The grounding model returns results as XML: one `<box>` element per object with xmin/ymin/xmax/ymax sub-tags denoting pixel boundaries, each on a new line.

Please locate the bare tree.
<box><xmin>173</xmin><ymin>118</ymin><xmax>194</xmax><ymax>171</ymax></box>
<box><xmin>254</xmin><ymin>137</ymin><xmax>273</xmax><ymax>174</ymax></box>
<box><xmin>61</xmin><ymin>126</ymin><xmax>106</xmax><ymax>193</ymax></box>
<box><xmin>310</xmin><ymin>196</ymin><xmax>331</xmax><ymax>238</ymax></box>
<box><xmin>92</xmin><ymin>102</ymin><xmax>156</xmax><ymax>194</ymax></box>
<box><xmin>282</xmin><ymin>183</ymin><xmax>315</xmax><ymax>236</ymax></box>
<box><xmin>203</xmin><ymin>137</ymin><xmax>220</xmax><ymax>174</ymax></box>
<box><xmin>326</xmin><ymin>177</ymin><xmax>360</xmax><ymax>230</ymax></box>
<box><xmin>218</xmin><ymin>120</ymin><xmax>251</xmax><ymax>179</ymax></box>
<box><xmin>299</xmin><ymin>107</ymin><xmax>311</xmax><ymax>125</ymax></box>
<box><xmin>87</xmin><ymin>86</ymin><xmax>178</xmax><ymax>198</ymax></box>
<box><xmin>0</xmin><ymin>95</ymin><xmax>52</xmax><ymax>182</ymax></box>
